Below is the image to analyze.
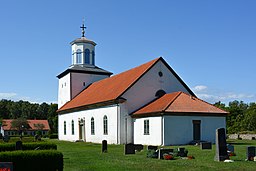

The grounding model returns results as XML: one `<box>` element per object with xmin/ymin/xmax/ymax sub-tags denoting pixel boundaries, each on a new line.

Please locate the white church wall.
<box><xmin>134</xmin><ymin>117</ymin><xmax>162</xmax><ymax>145</ymax></box>
<box><xmin>118</xmin><ymin>103</ymin><xmax>133</xmax><ymax>144</ymax></box>
<box><xmin>122</xmin><ymin>60</ymin><xmax>192</xmax><ymax>114</ymax></box>
<box><xmin>58</xmin><ymin>73</ymin><xmax>71</xmax><ymax>109</ymax></box>
<box><xmin>71</xmin><ymin>72</ymin><xmax>109</xmax><ymax>99</ymax></box>
<box><xmin>163</xmin><ymin>115</ymin><xmax>226</xmax><ymax>145</ymax></box>
<box><xmin>58</xmin><ymin>105</ymin><xmax>119</xmax><ymax>144</ymax></box>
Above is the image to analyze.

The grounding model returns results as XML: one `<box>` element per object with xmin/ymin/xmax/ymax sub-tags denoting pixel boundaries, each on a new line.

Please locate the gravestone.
<box><xmin>214</xmin><ymin>128</ymin><xmax>229</xmax><ymax>161</ymax></box>
<box><xmin>134</xmin><ymin>144</ymin><xmax>143</xmax><ymax>152</ymax></box>
<box><xmin>201</xmin><ymin>142</ymin><xmax>212</xmax><ymax>150</ymax></box>
<box><xmin>147</xmin><ymin>145</ymin><xmax>158</xmax><ymax>151</ymax></box>
<box><xmin>0</xmin><ymin>162</ymin><xmax>13</xmax><ymax>171</ymax></box>
<box><xmin>227</xmin><ymin>144</ymin><xmax>234</xmax><ymax>153</ymax></box>
<box><xmin>178</xmin><ymin>147</ymin><xmax>187</xmax><ymax>157</ymax></box>
<box><xmin>158</xmin><ymin>149</ymin><xmax>174</xmax><ymax>159</ymax></box>
<box><xmin>124</xmin><ymin>143</ymin><xmax>135</xmax><ymax>155</ymax></box>
<box><xmin>246</xmin><ymin>146</ymin><xmax>255</xmax><ymax>161</ymax></box>
<box><xmin>102</xmin><ymin>140</ymin><xmax>107</xmax><ymax>153</ymax></box>
<box><xmin>15</xmin><ymin>141</ymin><xmax>22</xmax><ymax>150</ymax></box>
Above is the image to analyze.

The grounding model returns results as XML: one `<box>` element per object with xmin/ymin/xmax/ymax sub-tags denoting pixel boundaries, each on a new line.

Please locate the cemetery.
<box><xmin>52</xmin><ymin>137</ymin><xmax>256</xmax><ymax>171</ymax></box>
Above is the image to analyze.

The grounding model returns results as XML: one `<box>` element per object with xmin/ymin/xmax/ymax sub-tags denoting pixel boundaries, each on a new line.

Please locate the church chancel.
<box><xmin>57</xmin><ymin>24</ymin><xmax>228</xmax><ymax>145</ymax></box>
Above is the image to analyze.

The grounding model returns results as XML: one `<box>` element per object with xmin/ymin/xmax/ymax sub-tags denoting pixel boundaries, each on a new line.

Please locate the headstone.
<box><xmin>227</xmin><ymin>144</ymin><xmax>234</xmax><ymax>153</ymax></box>
<box><xmin>246</xmin><ymin>146</ymin><xmax>255</xmax><ymax>161</ymax></box>
<box><xmin>178</xmin><ymin>147</ymin><xmax>187</xmax><ymax>157</ymax></box>
<box><xmin>214</xmin><ymin>128</ymin><xmax>229</xmax><ymax>161</ymax></box>
<box><xmin>158</xmin><ymin>149</ymin><xmax>174</xmax><ymax>159</ymax></box>
<box><xmin>124</xmin><ymin>143</ymin><xmax>135</xmax><ymax>155</ymax></box>
<box><xmin>134</xmin><ymin>144</ymin><xmax>143</xmax><ymax>152</ymax></box>
<box><xmin>15</xmin><ymin>141</ymin><xmax>22</xmax><ymax>150</ymax></box>
<box><xmin>102</xmin><ymin>140</ymin><xmax>107</xmax><ymax>153</ymax></box>
<box><xmin>201</xmin><ymin>142</ymin><xmax>212</xmax><ymax>150</ymax></box>
<box><xmin>0</xmin><ymin>162</ymin><xmax>13</xmax><ymax>171</ymax></box>
<box><xmin>147</xmin><ymin>145</ymin><xmax>158</xmax><ymax>151</ymax></box>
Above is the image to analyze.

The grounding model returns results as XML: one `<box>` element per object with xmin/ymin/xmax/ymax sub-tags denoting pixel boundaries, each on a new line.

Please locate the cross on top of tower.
<box><xmin>80</xmin><ymin>19</ymin><xmax>86</xmax><ymax>37</ymax></box>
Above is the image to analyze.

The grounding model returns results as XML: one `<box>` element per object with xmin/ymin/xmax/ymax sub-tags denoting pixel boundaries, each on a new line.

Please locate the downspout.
<box><xmin>116</xmin><ymin>104</ymin><xmax>119</xmax><ymax>144</ymax></box>
<box><xmin>161</xmin><ymin>115</ymin><xmax>164</xmax><ymax>146</ymax></box>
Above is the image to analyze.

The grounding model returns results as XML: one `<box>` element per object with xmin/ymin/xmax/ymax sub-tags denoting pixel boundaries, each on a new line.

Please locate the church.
<box><xmin>57</xmin><ymin>24</ymin><xmax>228</xmax><ymax>145</ymax></box>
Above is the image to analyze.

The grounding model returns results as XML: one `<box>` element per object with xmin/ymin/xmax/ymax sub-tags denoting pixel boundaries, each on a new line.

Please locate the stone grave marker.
<box><xmin>246</xmin><ymin>146</ymin><xmax>255</xmax><ymax>161</ymax></box>
<box><xmin>15</xmin><ymin>141</ymin><xmax>22</xmax><ymax>150</ymax></box>
<box><xmin>124</xmin><ymin>143</ymin><xmax>135</xmax><ymax>155</ymax></box>
<box><xmin>147</xmin><ymin>145</ymin><xmax>158</xmax><ymax>151</ymax></box>
<box><xmin>201</xmin><ymin>142</ymin><xmax>212</xmax><ymax>150</ymax></box>
<box><xmin>178</xmin><ymin>147</ymin><xmax>187</xmax><ymax>157</ymax></box>
<box><xmin>102</xmin><ymin>140</ymin><xmax>107</xmax><ymax>153</ymax></box>
<box><xmin>0</xmin><ymin>162</ymin><xmax>13</xmax><ymax>171</ymax></box>
<box><xmin>214</xmin><ymin>128</ymin><xmax>229</xmax><ymax>161</ymax></box>
<box><xmin>158</xmin><ymin>149</ymin><xmax>174</xmax><ymax>159</ymax></box>
<box><xmin>134</xmin><ymin>144</ymin><xmax>143</xmax><ymax>152</ymax></box>
<box><xmin>227</xmin><ymin>144</ymin><xmax>234</xmax><ymax>153</ymax></box>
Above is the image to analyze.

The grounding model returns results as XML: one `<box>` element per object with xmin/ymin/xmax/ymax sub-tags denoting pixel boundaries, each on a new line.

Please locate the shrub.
<box><xmin>49</xmin><ymin>134</ymin><xmax>58</xmax><ymax>139</ymax></box>
<box><xmin>147</xmin><ymin>150</ymin><xmax>158</xmax><ymax>158</ymax></box>
<box><xmin>0</xmin><ymin>150</ymin><xmax>63</xmax><ymax>171</ymax></box>
<box><xmin>0</xmin><ymin>142</ymin><xmax>57</xmax><ymax>152</ymax></box>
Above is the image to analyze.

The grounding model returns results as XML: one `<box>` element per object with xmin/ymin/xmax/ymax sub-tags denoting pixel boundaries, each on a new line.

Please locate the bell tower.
<box><xmin>57</xmin><ymin>22</ymin><xmax>112</xmax><ymax>109</ymax></box>
<box><xmin>70</xmin><ymin>21</ymin><xmax>96</xmax><ymax>66</ymax></box>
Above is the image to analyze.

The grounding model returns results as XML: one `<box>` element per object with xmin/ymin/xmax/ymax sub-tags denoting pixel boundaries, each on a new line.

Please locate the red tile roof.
<box><xmin>133</xmin><ymin>92</ymin><xmax>228</xmax><ymax>117</ymax></box>
<box><xmin>1</xmin><ymin>119</ymin><xmax>50</xmax><ymax>131</ymax></box>
<box><xmin>58</xmin><ymin>57</ymin><xmax>162</xmax><ymax>113</ymax></box>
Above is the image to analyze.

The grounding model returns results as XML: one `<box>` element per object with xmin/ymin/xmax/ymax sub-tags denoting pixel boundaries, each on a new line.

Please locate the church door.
<box><xmin>79</xmin><ymin>119</ymin><xmax>85</xmax><ymax>141</ymax></box>
<box><xmin>193</xmin><ymin>120</ymin><xmax>201</xmax><ymax>141</ymax></box>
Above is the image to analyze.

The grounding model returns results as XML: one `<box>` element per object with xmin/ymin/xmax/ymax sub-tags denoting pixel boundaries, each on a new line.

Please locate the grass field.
<box><xmin>51</xmin><ymin>139</ymin><xmax>256</xmax><ymax>171</ymax></box>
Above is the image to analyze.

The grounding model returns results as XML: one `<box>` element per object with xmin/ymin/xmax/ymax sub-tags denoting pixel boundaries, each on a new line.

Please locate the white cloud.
<box><xmin>193</xmin><ymin>85</ymin><xmax>208</xmax><ymax>93</ymax></box>
<box><xmin>0</xmin><ymin>92</ymin><xmax>17</xmax><ymax>99</ymax></box>
<box><xmin>192</xmin><ymin>85</ymin><xmax>256</xmax><ymax>104</ymax></box>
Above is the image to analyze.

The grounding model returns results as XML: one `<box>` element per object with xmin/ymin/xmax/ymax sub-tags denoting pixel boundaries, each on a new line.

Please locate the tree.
<box><xmin>11</xmin><ymin>118</ymin><xmax>31</xmax><ymax>134</ymax></box>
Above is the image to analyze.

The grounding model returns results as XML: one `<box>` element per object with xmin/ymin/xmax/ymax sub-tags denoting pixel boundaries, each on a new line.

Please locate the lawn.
<box><xmin>50</xmin><ymin>139</ymin><xmax>256</xmax><ymax>171</ymax></box>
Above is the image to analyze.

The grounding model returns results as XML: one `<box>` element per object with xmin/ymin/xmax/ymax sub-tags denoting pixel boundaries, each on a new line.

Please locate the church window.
<box><xmin>155</xmin><ymin>89</ymin><xmax>166</xmax><ymax>98</ymax></box>
<box><xmin>144</xmin><ymin>120</ymin><xmax>149</xmax><ymax>135</ymax></box>
<box><xmin>83</xmin><ymin>82</ymin><xmax>86</xmax><ymax>86</ymax></box>
<box><xmin>91</xmin><ymin>117</ymin><xmax>95</xmax><ymax>135</ymax></box>
<box><xmin>158</xmin><ymin>71</ymin><xmax>163</xmax><ymax>77</ymax></box>
<box><xmin>76</xmin><ymin>49</ymin><xmax>82</xmax><ymax>64</ymax></box>
<box><xmin>64</xmin><ymin>121</ymin><xmax>66</xmax><ymax>135</ymax></box>
<box><xmin>85</xmin><ymin>49</ymin><xmax>90</xmax><ymax>64</ymax></box>
<box><xmin>103</xmin><ymin>115</ymin><xmax>108</xmax><ymax>135</ymax></box>
<box><xmin>92</xmin><ymin>50</ymin><xmax>95</xmax><ymax>65</ymax></box>
<box><xmin>71</xmin><ymin>120</ymin><xmax>74</xmax><ymax>135</ymax></box>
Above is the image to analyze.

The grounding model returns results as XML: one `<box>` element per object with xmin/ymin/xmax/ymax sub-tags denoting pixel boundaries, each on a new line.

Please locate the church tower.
<box><xmin>57</xmin><ymin>22</ymin><xmax>112</xmax><ymax>109</ymax></box>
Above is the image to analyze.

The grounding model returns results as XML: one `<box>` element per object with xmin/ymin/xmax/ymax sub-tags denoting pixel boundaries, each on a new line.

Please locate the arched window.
<box><xmin>91</xmin><ymin>117</ymin><xmax>95</xmax><ymax>135</ymax></box>
<box><xmin>71</xmin><ymin>120</ymin><xmax>74</xmax><ymax>135</ymax></box>
<box><xmin>103</xmin><ymin>115</ymin><xmax>108</xmax><ymax>135</ymax></box>
<box><xmin>64</xmin><ymin>121</ymin><xmax>66</xmax><ymax>135</ymax></box>
<box><xmin>85</xmin><ymin>49</ymin><xmax>90</xmax><ymax>64</ymax></box>
<box><xmin>155</xmin><ymin>89</ymin><xmax>166</xmax><ymax>98</ymax></box>
<box><xmin>92</xmin><ymin>50</ymin><xmax>95</xmax><ymax>65</ymax></box>
<box><xmin>76</xmin><ymin>49</ymin><xmax>82</xmax><ymax>64</ymax></box>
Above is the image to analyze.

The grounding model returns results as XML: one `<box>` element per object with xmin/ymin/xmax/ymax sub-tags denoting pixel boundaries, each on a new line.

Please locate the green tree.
<box><xmin>11</xmin><ymin>118</ymin><xmax>31</xmax><ymax>134</ymax></box>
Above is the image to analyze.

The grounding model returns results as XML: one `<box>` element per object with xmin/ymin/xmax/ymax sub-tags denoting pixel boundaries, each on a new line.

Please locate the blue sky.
<box><xmin>0</xmin><ymin>0</ymin><xmax>255</xmax><ymax>105</ymax></box>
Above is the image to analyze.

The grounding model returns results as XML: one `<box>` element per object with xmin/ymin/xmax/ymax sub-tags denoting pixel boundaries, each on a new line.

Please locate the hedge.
<box><xmin>0</xmin><ymin>150</ymin><xmax>63</xmax><ymax>171</ymax></box>
<box><xmin>49</xmin><ymin>133</ymin><xmax>58</xmax><ymax>139</ymax></box>
<box><xmin>0</xmin><ymin>142</ymin><xmax>57</xmax><ymax>152</ymax></box>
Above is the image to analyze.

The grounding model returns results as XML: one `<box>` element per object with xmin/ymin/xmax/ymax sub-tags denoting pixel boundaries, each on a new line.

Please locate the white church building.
<box><xmin>57</xmin><ymin>25</ymin><xmax>228</xmax><ymax>145</ymax></box>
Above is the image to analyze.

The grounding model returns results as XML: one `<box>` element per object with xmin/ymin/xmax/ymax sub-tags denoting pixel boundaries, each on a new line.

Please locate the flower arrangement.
<box><xmin>187</xmin><ymin>155</ymin><xmax>195</xmax><ymax>160</ymax></box>
<box><xmin>228</xmin><ymin>152</ymin><xmax>236</xmax><ymax>156</ymax></box>
<box><xmin>163</xmin><ymin>154</ymin><xmax>174</xmax><ymax>160</ymax></box>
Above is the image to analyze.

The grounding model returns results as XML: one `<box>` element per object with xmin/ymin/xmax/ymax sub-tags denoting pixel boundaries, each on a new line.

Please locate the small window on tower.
<box><xmin>76</xmin><ymin>49</ymin><xmax>82</xmax><ymax>64</ymax></box>
<box><xmin>83</xmin><ymin>82</ymin><xmax>86</xmax><ymax>86</ymax></box>
<box><xmin>158</xmin><ymin>71</ymin><xmax>163</xmax><ymax>77</ymax></box>
<box><xmin>85</xmin><ymin>49</ymin><xmax>90</xmax><ymax>64</ymax></box>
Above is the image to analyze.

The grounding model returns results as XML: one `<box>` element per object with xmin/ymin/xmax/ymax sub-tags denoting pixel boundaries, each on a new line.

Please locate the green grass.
<box><xmin>50</xmin><ymin>139</ymin><xmax>256</xmax><ymax>171</ymax></box>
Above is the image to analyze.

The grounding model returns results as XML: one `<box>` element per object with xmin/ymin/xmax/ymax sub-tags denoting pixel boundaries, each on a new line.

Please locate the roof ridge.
<box><xmin>162</xmin><ymin>91</ymin><xmax>182</xmax><ymax>112</ymax></box>
<box><xmin>181</xmin><ymin>92</ymin><xmax>229</xmax><ymax>114</ymax></box>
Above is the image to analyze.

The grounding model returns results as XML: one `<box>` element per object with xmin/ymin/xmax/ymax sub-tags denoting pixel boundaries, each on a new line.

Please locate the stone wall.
<box><xmin>228</xmin><ymin>134</ymin><xmax>256</xmax><ymax>140</ymax></box>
